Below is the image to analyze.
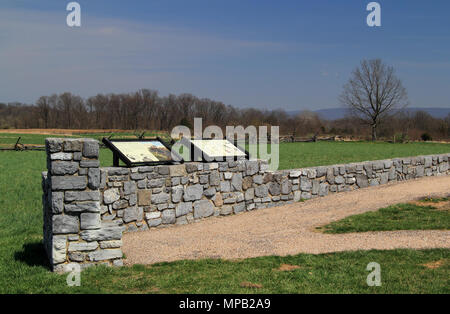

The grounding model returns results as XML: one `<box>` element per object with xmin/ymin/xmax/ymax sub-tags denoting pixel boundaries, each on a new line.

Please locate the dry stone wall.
<box><xmin>42</xmin><ymin>138</ymin><xmax>450</xmax><ymax>272</ymax></box>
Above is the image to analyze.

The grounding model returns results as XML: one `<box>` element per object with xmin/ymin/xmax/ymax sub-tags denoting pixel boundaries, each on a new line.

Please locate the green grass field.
<box><xmin>263</xmin><ymin>141</ymin><xmax>450</xmax><ymax>169</ymax></box>
<box><xmin>0</xmin><ymin>138</ymin><xmax>449</xmax><ymax>293</ymax></box>
<box><xmin>319</xmin><ymin>198</ymin><xmax>450</xmax><ymax>234</ymax></box>
<box><xmin>2</xmin><ymin>132</ymin><xmax>450</xmax><ymax>169</ymax></box>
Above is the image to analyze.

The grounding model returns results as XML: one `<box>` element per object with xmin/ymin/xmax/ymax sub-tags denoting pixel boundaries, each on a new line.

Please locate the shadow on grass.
<box><xmin>14</xmin><ymin>242</ymin><xmax>51</xmax><ymax>270</ymax></box>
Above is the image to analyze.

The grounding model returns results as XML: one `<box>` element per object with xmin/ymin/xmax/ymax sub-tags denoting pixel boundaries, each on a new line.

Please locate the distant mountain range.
<box><xmin>288</xmin><ymin>107</ymin><xmax>450</xmax><ymax>120</ymax></box>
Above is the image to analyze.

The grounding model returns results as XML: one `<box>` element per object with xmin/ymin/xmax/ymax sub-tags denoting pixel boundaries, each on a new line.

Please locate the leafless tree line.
<box><xmin>0</xmin><ymin>90</ymin><xmax>297</xmax><ymax>133</ymax></box>
<box><xmin>0</xmin><ymin>90</ymin><xmax>449</xmax><ymax>141</ymax></box>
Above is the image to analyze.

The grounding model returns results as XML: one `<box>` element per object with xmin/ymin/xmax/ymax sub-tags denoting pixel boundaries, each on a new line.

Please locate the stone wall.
<box><xmin>42</xmin><ymin>138</ymin><xmax>450</xmax><ymax>272</ymax></box>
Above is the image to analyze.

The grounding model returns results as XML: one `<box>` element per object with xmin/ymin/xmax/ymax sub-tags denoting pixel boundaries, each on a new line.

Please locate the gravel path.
<box><xmin>123</xmin><ymin>176</ymin><xmax>450</xmax><ymax>265</ymax></box>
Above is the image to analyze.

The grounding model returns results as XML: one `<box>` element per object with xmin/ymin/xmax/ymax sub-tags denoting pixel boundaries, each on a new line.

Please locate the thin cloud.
<box><xmin>0</xmin><ymin>8</ymin><xmax>290</xmax><ymax>103</ymax></box>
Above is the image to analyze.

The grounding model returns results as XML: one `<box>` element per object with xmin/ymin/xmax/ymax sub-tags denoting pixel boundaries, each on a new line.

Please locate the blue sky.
<box><xmin>1</xmin><ymin>0</ymin><xmax>449</xmax><ymax>110</ymax></box>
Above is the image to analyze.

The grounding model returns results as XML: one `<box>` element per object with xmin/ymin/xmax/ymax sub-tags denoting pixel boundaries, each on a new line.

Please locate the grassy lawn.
<box><xmin>3</xmin><ymin>247</ymin><xmax>449</xmax><ymax>294</ymax></box>
<box><xmin>1</xmin><ymin>133</ymin><xmax>449</xmax><ymax>169</ymax></box>
<box><xmin>268</xmin><ymin>141</ymin><xmax>450</xmax><ymax>169</ymax></box>
<box><xmin>0</xmin><ymin>142</ymin><xmax>449</xmax><ymax>293</ymax></box>
<box><xmin>319</xmin><ymin>198</ymin><xmax>450</xmax><ymax>234</ymax></box>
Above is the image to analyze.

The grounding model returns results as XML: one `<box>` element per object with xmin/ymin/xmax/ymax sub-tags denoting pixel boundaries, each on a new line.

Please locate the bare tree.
<box><xmin>37</xmin><ymin>96</ymin><xmax>50</xmax><ymax>128</ymax></box>
<box><xmin>340</xmin><ymin>59</ymin><xmax>408</xmax><ymax>141</ymax></box>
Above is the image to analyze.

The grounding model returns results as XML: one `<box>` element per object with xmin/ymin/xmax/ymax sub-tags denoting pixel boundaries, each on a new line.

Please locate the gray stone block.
<box><xmin>88</xmin><ymin>249</ymin><xmax>122</xmax><ymax>261</ymax></box>
<box><xmin>80</xmin><ymin>212</ymin><xmax>101</xmax><ymax>230</ymax></box>
<box><xmin>281</xmin><ymin>179</ymin><xmax>292</xmax><ymax>195</ymax></box>
<box><xmin>51</xmin><ymin>192</ymin><xmax>64</xmax><ymax>214</ymax></box>
<box><xmin>231</xmin><ymin>173</ymin><xmax>243</xmax><ymax>191</ymax></box>
<box><xmin>103</xmin><ymin>188</ymin><xmax>120</xmax><ymax>204</ymax></box>
<box><xmin>131</xmin><ymin>172</ymin><xmax>146</xmax><ymax>180</ymax></box>
<box><xmin>268</xmin><ymin>182</ymin><xmax>281</xmax><ymax>196</ymax></box>
<box><xmin>289</xmin><ymin>170</ymin><xmax>301</xmax><ymax>178</ymax></box>
<box><xmin>233</xmin><ymin>202</ymin><xmax>246</xmax><ymax>214</ymax></box>
<box><xmin>311</xmin><ymin>180</ymin><xmax>319</xmax><ymax>195</ymax></box>
<box><xmin>147</xmin><ymin>218</ymin><xmax>162</xmax><ymax>227</ymax></box>
<box><xmin>373</xmin><ymin>161</ymin><xmax>384</xmax><ymax>170</ymax></box>
<box><xmin>193</xmin><ymin>200</ymin><xmax>214</xmax><ymax>219</ymax></box>
<box><xmin>73</xmin><ymin>152</ymin><xmax>82</xmax><ymax>161</ymax></box>
<box><xmin>246</xmin><ymin>161</ymin><xmax>259</xmax><ymax>176</ymax></box>
<box><xmin>65</xmin><ymin>191</ymin><xmax>100</xmax><ymax>202</ymax></box>
<box><xmin>220</xmin><ymin>181</ymin><xmax>231</xmax><ymax>193</ymax></box>
<box><xmin>80</xmin><ymin>226</ymin><xmax>124</xmax><ymax>241</ymax></box>
<box><xmin>380</xmin><ymin>173</ymin><xmax>389</xmax><ymax>185</ymax></box>
<box><xmin>68</xmin><ymin>241</ymin><xmax>99</xmax><ymax>252</ymax></box>
<box><xmin>46</xmin><ymin>138</ymin><xmax>63</xmax><ymax>153</ymax></box>
<box><xmin>80</xmin><ymin>160</ymin><xmax>100</xmax><ymax>168</ymax></box>
<box><xmin>129</xmin><ymin>194</ymin><xmax>137</xmax><ymax>206</ymax></box>
<box><xmin>123</xmin><ymin>181</ymin><xmax>136</xmax><ymax>195</ymax></box>
<box><xmin>112</xmin><ymin>200</ymin><xmax>128</xmax><ymax>210</ymax></box>
<box><xmin>158</xmin><ymin>166</ymin><xmax>169</xmax><ymax>175</ymax></box>
<box><xmin>388</xmin><ymin>167</ymin><xmax>397</xmax><ymax>181</ymax></box>
<box><xmin>209</xmin><ymin>171</ymin><xmax>220</xmax><ymax>186</ymax></box>
<box><xmin>65</xmin><ymin>202</ymin><xmax>100</xmax><ymax>213</ymax></box>
<box><xmin>172</xmin><ymin>186</ymin><xmax>184</xmax><ymax>203</ymax></box>
<box><xmin>184</xmin><ymin>184</ymin><xmax>203</xmax><ymax>201</ymax></box>
<box><xmin>334</xmin><ymin>175</ymin><xmax>345</xmax><ymax>184</ymax></box>
<box><xmin>52</xmin><ymin>235</ymin><xmax>67</xmax><ymax>264</ymax></box>
<box><xmin>300</xmin><ymin>177</ymin><xmax>312</xmax><ymax>192</ymax></box>
<box><xmin>161</xmin><ymin>209</ymin><xmax>176</xmax><ymax>224</ymax></box>
<box><xmin>108</xmin><ymin>168</ymin><xmax>129</xmax><ymax>175</ymax></box>
<box><xmin>185</xmin><ymin>163</ymin><xmax>198</xmax><ymax>173</ymax></box>
<box><xmin>100</xmin><ymin>240</ymin><xmax>122</xmax><ymax>249</ymax></box>
<box><xmin>83</xmin><ymin>140</ymin><xmax>99</xmax><ymax>158</ymax></box>
<box><xmin>51</xmin><ymin>161</ymin><xmax>79</xmax><ymax>175</ymax></box>
<box><xmin>252</xmin><ymin>175</ymin><xmax>264</xmax><ymax>185</ymax></box>
<box><xmin>50</xmin><ymin>152</ymin><xmax>72</xmax><ymax>161</ymax></box>
<box><xmin>88</xmin><ymin>168</ymin><xmax>100</xmax><ymax>189</ymax></box>
<box><xmin>255</xmin><ymin>185</ymin><xmax>268</xmax><ymax>197</ymax></box>
<box><xmin>176</xmin><ymin>202</ymin><xmax>193</xmax><ymax>217</ymax></box>
<box><xmin>151</xmin><ymin>192</ymin><xmax>170</xmax><ymax>204</ymax></box>
<box><xmin>52</xmin><ymin>176</ymin><xmax>86</xmax><ymax>190</ymax></box>
<box><xmin>356</xmin><ymin>175</ymin><xmax>368</xmax><ymax>188</ymax></box>
<box><xmin>148</xmin><ymin>178</ymin><xmax>165</xmax><ymax>188</ymax></box>
<box><xmin>220</xmin><ymin>205</ymin><xmax>233</xmax><ymax>215</ymax></box>
<box><xmin>203</xmin><ymin>188</ymin><xmax>216</xmax><ymax>198</ymax></box>
<box><xmin>63</xmin><ymin>139</ymin><xmax>82</xmax><ymax>152</ymax></box>
<box><xmin>300</xmin><ymin>192</ymin><xmax>311</xmax><ymax>200</ymax></box>
<box><xmin>245</xmin><ymin>188</ymin><xmax>254</xmax><ymax>201</ymax></box>
<box><xmin>123</xmin><ymin>207</ymin><xmax>142</xmax><ymax>223</ymax></box>
<box><xmin>68</xmin><ymin>252</ymin><xmax>85</xmax><ymax>262</ymax></box>
<box><xmin>53</xmin><ymin>215</ymin><xmax>79</xmax><ymax>234</ymax></box>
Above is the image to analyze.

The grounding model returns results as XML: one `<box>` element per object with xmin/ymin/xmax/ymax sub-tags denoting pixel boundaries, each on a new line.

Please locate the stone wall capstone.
<box><xmin>42</xmin><ymin>137</ymin><xmax>450</xmax><ymax>272</ymax></box>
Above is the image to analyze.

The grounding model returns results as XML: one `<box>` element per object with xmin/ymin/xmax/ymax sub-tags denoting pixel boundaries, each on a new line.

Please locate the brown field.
<box><xmin>0</xmin><ymin>129</ymin><xmax>140</xmax><ymax>135</ymax></box>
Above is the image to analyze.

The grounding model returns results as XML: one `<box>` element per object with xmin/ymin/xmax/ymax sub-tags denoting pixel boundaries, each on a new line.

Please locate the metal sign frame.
<box><xmin>179</xmin><ymin>137</ymin><xmax>250</xmax><ymax>162</ymax></box>
<box><xmin>102</xmin><ymin>137</ymin><xmax>183</xmax><ymax>167</ymax></box>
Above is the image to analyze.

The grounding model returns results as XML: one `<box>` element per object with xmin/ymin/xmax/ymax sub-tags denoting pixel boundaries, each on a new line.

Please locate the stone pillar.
<box><xmin>43</xmin><ymin>138</ymin><xmax>124</xmax><ymax>272</ymax></box>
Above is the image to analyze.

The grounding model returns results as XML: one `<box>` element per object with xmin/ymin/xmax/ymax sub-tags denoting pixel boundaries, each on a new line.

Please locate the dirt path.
<box><xmin>123</xmin><ymin>176</ymin><xmax>450</xmax><ymax>265</ymax></box>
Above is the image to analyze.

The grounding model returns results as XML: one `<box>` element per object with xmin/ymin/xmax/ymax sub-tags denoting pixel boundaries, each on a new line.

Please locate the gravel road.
<box><xmin>123</xmin><ymin>175</ymin><xmax>450</xmax><ymax>265</ymax></box>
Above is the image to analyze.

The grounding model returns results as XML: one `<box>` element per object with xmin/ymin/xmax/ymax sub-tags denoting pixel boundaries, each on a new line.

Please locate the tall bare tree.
<box><xmin>340</xmin><ymin>59</ymin><xmax>408</xmax><ymax>141</ymax></box>
<box><xmin>37</xmin><ymin>96</ymin><xmax>50</xmax><ymax>128</ymax></box>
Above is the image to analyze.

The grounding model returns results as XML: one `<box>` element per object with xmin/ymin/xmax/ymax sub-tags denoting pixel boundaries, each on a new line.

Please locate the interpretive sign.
<box><xmin>102</xmin><ymin>137</ymin><xmax>182</xmax><ymax>167</ymax></box>
<box><xmin>180</xmin><ymin>138</ymin><xmax>250</xmax><ymax>162</ymax></box>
